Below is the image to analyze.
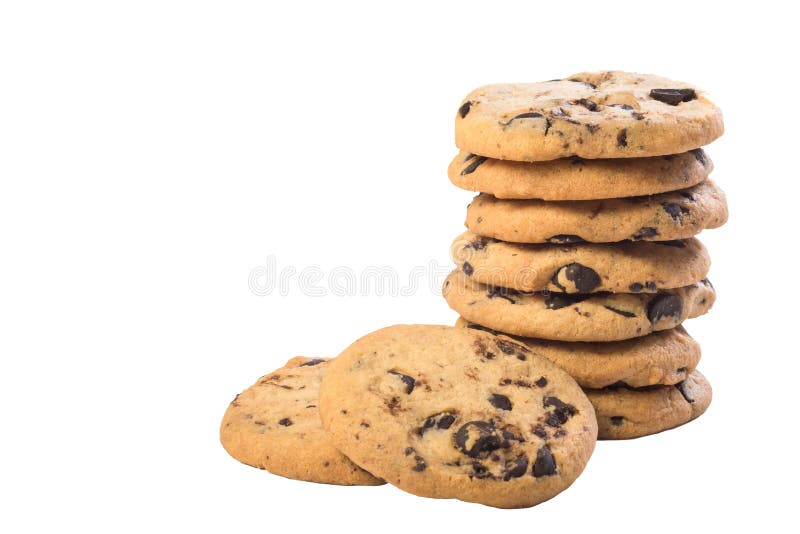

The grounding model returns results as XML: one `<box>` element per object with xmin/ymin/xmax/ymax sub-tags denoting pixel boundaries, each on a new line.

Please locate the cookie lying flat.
<box><xmin>465</xmin><ymin>180</ymin><xmax>727</xmax><ymax>244</ymax></box>
<box><xmin>585</xmin><ymin>370</ymin><xmax>712</xmax><ymax>440</ymax></box>
<box><xmin>452</xmin><ymin>231</ymin><xmax>710</xmax><ymax>294</ymax></box>
<box><xmin>455</xmin><ymin>71</ymin><xmax>723</xmax><ymax>161</ymax></box>
<box><xmin>449</xmin><ymin>149</ymin><xmax>712</xmax><ymax>200</ymax></box>
<box><xmin>455</xmin><ymin>318</ymin><xmax>701</xmax><ymax>389</ymax></box>
<box><xmin>220</xmin><ymin>356</ymin><xmax>383</xmax><ymax>486</ymax></box>
<box><xmin>318</xmin><ymin>325</ymin><xmax>597</xmax><ymax>509</ymax></box>
<box><xmin>443</xmin><ymin>270</ymin><xmax>715</xmax><ymax>342</ymax></box>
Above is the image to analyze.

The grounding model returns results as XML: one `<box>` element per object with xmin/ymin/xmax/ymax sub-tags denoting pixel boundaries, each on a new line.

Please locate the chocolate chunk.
<box><xmin>632</xmin><ymin>227</ymin><xmax>659</xmax><ymax>240</ymax></box>
<box><xmin>458</xmin><ymin>101</ymin><xmax>472</xmax><ymax>118</ymax></box>
<box><xmin>503</xmin><ymin>455</ymin><xmax>529</xmax><ymax>481</ymax></box>
<box><xmin>585</xmin><ymin>123</ymin><xmax>600</xmax><ymax>134</ymax></box>
<box><xmin>404</xmin><ymin>447</ymin><xmax>414</xmax><ymax>455</ymax></box>
<box><xmin>533</xmin><ymin>446</ymin><xmax>557</xmax><ymax>477</ymax></box>
<box><xmin>545</xmin><ymin>293</ymin><xmax>591</xmax><ymax>310</ymax></box>
<box><xmin>388</xmin><ymin>371</ymin><xmax>415</xmax><ymax>394</ymax></box>
<box><xmin>568</xmin><ymin>78</ymin><xmax>597</xmax><ymax>89</ymax></box>
<box><xmin>461</xmin><ymin>155</ymin><xmax>488</xmax><ymax>175</ymax></box>
<box><xmin>462</xmin><ymin>261</ymin><xmax>474</xmax><ymax>276</ymax></box>
<box><xmin>505</xmin><ymin>112</ymin><xmax>551</xmax><ymax>134</ymax></box>
<box><xmin>437</xmin><ymin>414</ymin><xmax>456</xmax><ymax>429</ymax></box>
<box><xmin>662</xmin><ymin>202</ymin><xmax>690</xmax><ymax>220</ymax></box>
<box><xmin>535</xmin><ymin>376</ymin><xmax>548</xmax><ymax>388</ymax></box>
<box><xmin>278</xmin><ymin>418</ymin><xmax>292</xmax><ymax>426</ymax></box>
<box><xmin>300</xmin><ymin>358</ymin><xmax>325</xmax><ymax>367</ymax></box>
<box><xmin>544</xmin><ymin>396</ymin><xmax>576</xmax><ymax>427</ymax></box>
<box><xmin>629</xmin><ymin>282</ymin><xmax>643</xmax><ymax>292</ymax></box>
<box><xmin>690</xmin><ymin>148</ymin><xmax>708</xmax><ymax>166</ymax></box>
<box><xmin>546</xmin><ymin>234</ymin><xmax>585</xmax><ymax>244</ymax></box>
<box><xmin>489</xmin><ymin>393</ymin><xmax>512</xmax><ymax>411</ymax></box>
<box><xmin>532</xmin><ymin>424</ymin><xmax>548</xmax><ymax>438</ymax></box>
<box><xmin>574</xmin><ymin>98</ymin><xmax>598</xmax><ymax>111</ymax></box>
<box><xmin>553</xmin><ymin>263</ymin><xmax>601</xmax><ymax>293</ymax></box>
<box><xmin>455</xmin><ymin>421</ymin><xmax>502</xmax><ymax>459</ymax></box>
<box><xmin>675</xmin><ymin>381</ymin><xmax>695</xmax><ymax>403</ymax></box>
<box><xmin>495</xmin><ymin>338</ymin><xmax>528</xmax><ymax>356</ymax></box>
<box><xmin>603</xmin><ymin>305</ymin><xmax>636</xmax><ymax>318</ymax></box>
<box><xmin>420</xmin><ymin>412</ymin><xmax>458</xmax><ymax>435</ymax></box>
<box><xmin>647</xmin><ymin>294</ymin><xmax>683</xmax><ymax>324</ymax></box>
<box><xmin>650</xmin><ymin>88</ymin><xmax>697</xmax><ymax>105</ymax></box>
<box><xmin>645</xmin><ymin>282</ymin><xmax>656</xmax><ymax>291</ymax></box>
<box><xmin>609</xmin><ymin>416</ymin><xmax>624</xmax><ymax>426</ymax></box>
<box><xmin>486</xmin><ymin>287</ymin><xmax>519</xmax><ymax>304</ymax></box>
<box><xmin>632</xmin><ymin>111</ymin><xmax>645</xmax><ymax>120</ymax></box>
<box><xmin>412</xmin><ymin>455</ymin><xmax>427</xmax><ymax>472</ymax></box>
<box><xmin>617</xmin><ymin>129</ymin><xmax>628</xmax><ymax>147</ymax></box>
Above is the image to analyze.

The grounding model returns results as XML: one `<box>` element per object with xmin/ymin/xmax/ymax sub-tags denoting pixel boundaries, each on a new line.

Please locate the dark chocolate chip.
<box><xmin>438</xmin><ymin>414</ymin><xmax>456</xmax><ymax>429</ymax></box>
<box><xmin>533</xmin><ymin>446</ymin><xmax>557</xmax><ymax>477</ymax></box>
<box><xmin>462</xmin><ymin>261</ymin><xmax>474</xmax><ymax>276</ymax></box>
<box><xmin>632</xmin><ymin>227</ymin><xmax>659</xmax><ymax>240</ymax></box>
<box><xmin>458</xmin><ymin>101</ymin><xmax>472</xmax><ymax>118</ymax></box>
<box><xmin>617</xmin><ymin>129</ymin><xmax>628</xmax><ymax>147</ymax></box>
<box><xmin>505</xmin><ymin>112</ymin><xmax>551</xmax><ymax>134</ymax></box>
<box><xmin>629</xmin><ymin>282</ymin><xmax>644</xmax><ymax>292</ymax></box>
<box><xmin>300</xmin><ymin>358</ymin><xmax>326</xmax><ymax>367</ymax></box>
<box><xmin>388</xmin><ymin>371</ymin><xmax>415</xmax><ymax>394</ymax></box>
<box><xmin>535</xmin><ymin>376</ymin><xmax>548</xmax><ymax>388</ymax></box>
<box><xmin>461</xmin><ymin>155</ymin><xmax>488</xmax><ymax>175</ymax></box>
<box><xmin>675</xmin><ymin>381</ymin><xmax>695</xmax><ymax>403</ymax></box>
<box><xmin>503</xmin><ymin>455</ymin><xmax>529</xmax><ymax>481</ymax></box>
<box><xmin>647</xmin><ymin>294</ymin><xmax>683</xmax><ymax>324</ymax></box>
<box><xmin>489</xmin><ymin>393</ymin><xmax>512</xmax><ymax>411</ymax></box>
<box><xmin>603</xmin><ymin>305</ymin><xmax>636</xmax><ymax>318</ymax></box>
<box><xmin>662</xmin><ymin>202</ymin><xmax>690</xmax><ymax>220</ymax></box>
<box><xmin>412</xmin><ymin>455</ymin><xmax>427</xmax><ymax>472</ymax></box>
<box><xmin>690</xmin><ymin>148</ymin><xmax>708</xmax><ymax>166</ymax></box>
<box><xmin>278</xmin><ymin>418</ymin><xmax>292</xmax><ymax>426</ymax></box>
<box><xmin>532</xmin><ymin>424</ymin><xmax>548</xmax><ymax>438</ymax></box>
<box><xmin>612</xmin><ymin>104</ymin><xmax>635</xmax><ymax>110</ymax></box>
<box><xmin>465</xmin><ymin>237</ymin><xmax>489</xmax><ymax>250</ymax></box>
<box><xmin>544</xmin><ymin>293</ymin><xmax>592</xmax><ymax>310</ymax></box>
<box><xmin>609</xmin><ymin>416</ymin><xmax>624</xmax><ymax>426</ymax></box>
<box><xmin>486</xmin><ymin>287</ymin><xmax>519</xmax><ymax>304</ymax></box>
<box><xmin>404</xmin><ymin>447</ymin><xmax>415</xmax><ymax>456</ymax></box>
<box><xmin>585</xmin><ymin>123</ymin><xmax>600</xmax><ymax>134</ymax></box>
<box><xmin>455</xmin><ymin>421</ymin><xmax>502</xmax><ymax>459</ymax></box>
<box><xmin>650</xmin><ymin>88</ymin><xmax>697</xmax><ymax>105</ymax></box>
<box><xmin>632</xmin><ymin>112</ymin><xmax>645</xmax><ymax>120</ymax></box>
<box><xmin>574</xmin><ymin>98</ymin><xmax>598</xmax><ymax>111</ymax></box>
<box><xmin>553</xmin><ymin>263</ymin><xmax>601</xmax><ymax>293</ymax></box>
<box><xmin>544</xmin><ymin>396</ymin><xmax>576</xmax><ymax>427</ymax></box>
<box><xmin>645</xmin><ymin>281</ymin><xmax>656</xmax><ymax>291</ymax></box>
<box><xmin>495</xmin><ymin>338</ymin><xmax>528</xmax><ymax>356</ymax></box>
<box><xmin>568</xmin><ymin>78</ymin><xmax>597</xmax><ymax>89</ymax></box>
<box><xmin>546</xmin><ymin>234</ymin><xmax>585</xmax><ymax>244</ymax></box>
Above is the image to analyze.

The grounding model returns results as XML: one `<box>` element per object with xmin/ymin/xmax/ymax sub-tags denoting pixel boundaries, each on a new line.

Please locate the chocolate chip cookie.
<box><xmin>318</xmin><ymin>325</ymin><xmax>597</xmax><ymax>508</ymax></box>
<box><xmin>449</xmin><ymin>149</ymin><xmax>712</xmax><ymax>200</ymax></box>
<box><xmin>465</xmin><ymin>180</ymin><xmax>727</xmax><ymax>244</ymax></box>
<box><xmin>585</xmin><ymin>370</ymin><xmax>712</xmax><ymax>439</ymax></box>
<box><xmin>220</xmin><ymin>356</ymin><xmax>383</xmax><ymax>485</ymax></box>
<box><xmin>455</xmin><ymin>318</ymin><xmax>701</xmax><ymax>389</ymax></box>
<box><xmin>452</xmin><ymin>231</ymin><xmax>710</xmax><ymax>294</ymax></box>
<box><xmin>443</xmin><ymin>270</ymin><xmax>715</xmax><ymax>342</ymax></box>
<box><xmin>455</xmin><ymin>71</ymin><xmax>723</xmax><ymax>161</ymax></box>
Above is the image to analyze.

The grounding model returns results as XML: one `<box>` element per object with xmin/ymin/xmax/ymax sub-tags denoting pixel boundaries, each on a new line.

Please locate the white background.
<box><xmin>1</xmin><ymin>1</ymin><xmax>797</xmax><ymax>531</ymax></box>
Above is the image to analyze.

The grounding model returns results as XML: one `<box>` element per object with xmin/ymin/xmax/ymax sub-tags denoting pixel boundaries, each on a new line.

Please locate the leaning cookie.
<box><xmin>455</xmin><ymin>318</ymin><xmax>701</xmax><ymax>389</ymax></box>
<box><xmin>452</xmin><ymin>231</ymin><xmax>710</xmax><ymax>293</ymax></box>
<box><xmin>220</xmin><ymin>356</ymin><xmax>384</xmax><ymax>486</ymax></box>
<box><xmin>585</xmin><ymin>370</ymin><xmax>712</xmax><ymax>440</ymax></box>
<box><xmin>318</xmin><ymin>325</ymin><xmax>597</xmax><ymax>509</ymax></box>
<box><xmin>449</xmin><ymin>149</ymin><xmax>712</xmax><ymax>200</ymax></box>
<box><xmin>455</xmin><ymin>71</ymin><xmax>723</xmax><ymax>161</ymax></box>
<box><xmin>465</xmin><ymin>180</ymin><xmax>727</xmax><ymax>244</ymax></box>
<box><xmin>443</xmin><ymin>270</ymin><xmax>715</xmax><ymax>342</ymax></box>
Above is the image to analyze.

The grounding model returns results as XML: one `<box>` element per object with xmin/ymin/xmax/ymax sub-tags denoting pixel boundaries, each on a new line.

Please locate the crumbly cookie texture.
<box><xmin>455</xmin><ymin>71</ymin><xmax>723</xmax><ymax>161</ymax></box>
<box><xmin>318</xmin><ymin>324</ymin><xmax>597</xmax><ymax>509</ymax></box>
<box><xmin>455</xmin><ymin>318</ymin><xmax>701</xmax><ymax>389</ymax></box>
<box><xmin>443</xmin><ymin>270</ymin><xmax>715</xmax><ymax>342</ymax></box>
<box><xmin>220</xmin><ymin>356</ymin><xmax>383</xmax><ymax>486</ymax></box>
<box><xmin>465</xmin><ymin>180</ymin><xmax>727</xmax><ymax>244</ymax></box>
<box><xmin>449</xmin><ymin>149</ymin><xmax>712</xmax><ymax>200</ymax></box>
<box><xmin>451</xmin><ymin>231</ymin><xmax>710</xmax><ymax>294</ymax></box>
<box><xmin>585</xmin><ymin>370</ymin><xmax>712</xmax><ymax>439</ymax></box>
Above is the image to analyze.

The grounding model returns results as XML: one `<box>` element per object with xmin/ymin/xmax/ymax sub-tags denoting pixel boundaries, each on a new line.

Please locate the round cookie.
<box><xmin>220</xmin><ymin>356</ymin><xmax>384</xmax><ymax>486</ymax></box>
<box><xmin>449</xmin><ymin>149</ymin><xmax>712</xmax><ymax>200</ymax></box>
<box><xmin>443</xmin><ymin>270</ymin><xmax>715</xmax><ymax>342</ymax></box>
<box><xmin>465</xmin><ymin>180</ymin><xmax>727</xmax><ymax>244</ymax></box>
<box><xmin>454</xmin><ymin>71</ymin><xmax>723</xmax><ymax>161</ymax></box>
<box><xmin>585</xmin><ymin>370</ymin><xmax>712</xmax><ymax>440</ymax></box>
<box><xmin>318</xmin><ymin>325</ymin><xmax>597</xmax><ymax>509</ymax></box>
<box><xmin>451</xmin><ymin>231</ymin><xmax>710</xmax><ymax>294</ymax></box>
<box><xmin>455</xmin><ymin>319</ymin><xmax>701</xmax><ymax>389</ymax></box>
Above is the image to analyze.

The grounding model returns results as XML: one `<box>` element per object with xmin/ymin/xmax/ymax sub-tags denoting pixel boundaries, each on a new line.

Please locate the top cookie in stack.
<box><xmin>443</xmin><ymin>71</ymin><xmax>727</xmax><ymax>439</ymax></box>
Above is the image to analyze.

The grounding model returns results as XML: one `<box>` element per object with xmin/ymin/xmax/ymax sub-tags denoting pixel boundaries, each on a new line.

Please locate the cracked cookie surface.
<box><xmin>449</xmin><ymin>149</ymin><xmax>712</xmax><ymax>200</ymax></box>
<box><xmin>465</xmin><ymin>180</ymin><xmax>727</xmax><ymax>244</ymax></box>
<box><xmin>455</xmin><ymin>71</ymin><xmax>723</xmax><ymax>161</ymax></box>
<box><xmin>220</xmin><ymin>356</ymin><xmax>383</xmax><ymax>485</ymax></box>
<box><xmin>455</xmin><ymin>318</ymin><xmax>701</xmax><ymax>389</ymax></box>
<box><xmin>318</xmin><ymin>325</ymin><xmax>597</xmax><ymax>508</ymax></box>
<box><xmin>451</xmin><ymin>231</ymin><xmax>710</xmax><ymax>293</ymax></box>
<box><xmin>443</xmin><ymin>270</ymin><xmax>715</xmax><ymax>342</ymax></box>
<box><xmin>585</xmin><ymin>370</ymin><xmax>712</xmax><ymax>439</ymax></box>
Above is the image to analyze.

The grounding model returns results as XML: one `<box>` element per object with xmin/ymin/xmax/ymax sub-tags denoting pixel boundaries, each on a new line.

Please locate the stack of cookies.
<box><xmin>443</xmin><ymin>71</ymin><xmax>727</xmax><ymax>439</ymax></box>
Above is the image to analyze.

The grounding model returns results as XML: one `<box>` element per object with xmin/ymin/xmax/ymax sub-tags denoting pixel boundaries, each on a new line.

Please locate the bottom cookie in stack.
<box><xmin>455</xmin><ymin>319</ymin><xmax>712</xmax><ymax>439</ymax></box>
